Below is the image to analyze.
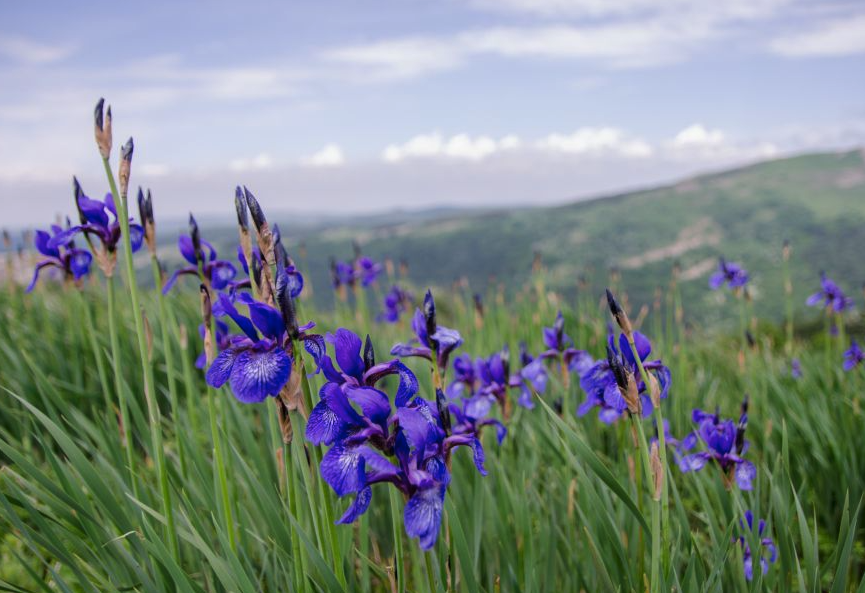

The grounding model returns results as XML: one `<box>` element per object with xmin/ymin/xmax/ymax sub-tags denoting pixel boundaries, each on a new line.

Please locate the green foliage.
<box><xmin>1</xmin><ymin>261</ymin><xmax>863</xmax><ymax>590</ymax></box>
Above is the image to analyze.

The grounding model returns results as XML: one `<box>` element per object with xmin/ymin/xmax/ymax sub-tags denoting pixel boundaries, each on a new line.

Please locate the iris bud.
<box><xmin>363</xmin><ymin>335</ymin><xmax>375</xmax><ymax>371</ymax></box>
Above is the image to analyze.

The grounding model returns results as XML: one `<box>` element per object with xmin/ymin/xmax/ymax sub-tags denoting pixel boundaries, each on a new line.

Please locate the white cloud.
<box><xmin>229</xmin><ymin>153</ymin><xmax>274</xmax><ymax>172</ymax></box>
<box><xmin>323</xmin><ymin>39</ymin><xmax>465</xmax><ymax>80</ymax></box>
<box><xmin>301</xmin><ymin>144</ymin><xmax>345</xmax><ymax>167</ymax></box>
<box><xmin>769</xmin><ymin>15</ymin><xmax>865</xmax><ymax>57</ymax></box>
<box><xmin>537</xmin><ymin>127</ymin><xmax>654</xmax><ymax>157</ymax></box>
<box><xmin>665</xmin><ymin>124</ymin><xmax>779</xmax><ymax>160</ymax></box>
<box><xmin>0</xmin><ymin>35</ymin><xmax>75</xmax><ymax>64</ymax></box>
<box><xmin>382</xmin><ymin>132</ymin><xmax>522</xmax><ymax>162</ymax></box>
<box><xmin>469</xmin><ymin>0</ymin><xmax>789</xmax><ymax>20</ymax></box>
<box><xmin>672</xmin><ymin>124</ymin><xmax>725</xmax><ymax>148</ymax></box>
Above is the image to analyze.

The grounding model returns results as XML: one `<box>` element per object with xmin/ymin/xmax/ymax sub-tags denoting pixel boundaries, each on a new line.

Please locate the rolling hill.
<box><xmin>169</xmin><ymin>149</ymin><xmax>865</xmax><ymax>330</ymax></box>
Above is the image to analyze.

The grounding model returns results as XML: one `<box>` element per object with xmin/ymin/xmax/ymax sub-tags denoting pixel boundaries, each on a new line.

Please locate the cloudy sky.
<box><xmin>1</xmin><ymin>0</ymin><xmax>864</xmax><ymax>227</ymax></box>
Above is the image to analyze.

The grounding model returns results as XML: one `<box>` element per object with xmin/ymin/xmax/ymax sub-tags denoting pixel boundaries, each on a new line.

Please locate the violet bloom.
<box><xmin>163</xmin><ymin>216</ymin><xmax>237</xmax><ymax>294</ymax></box>
<box><xmin>48</xmin><ymin>181</ymin><xmax>144</xmax><ymax>259</ymax></box>
<box><xmin>206</xmin><ymin>292</ymin><xmax>319</xmax><ymax>403</ymax></box>
<box><xmin>539</xmin><ymin>311</ymin><xmax>592</xmax><ymax>372</ymax></box>
<box><xmin>577</xmin><ymin>332</ymin><xmax>671</xmax><ymax>424</ymax></box>
<box><xmin>306</xmin><ymin>330</ymin><xmax>485</xmax><ymax>550</ymax></box>
<box><xmin>843</xmin><ymin>339</ymin><xmax>863</xmax><ymax>371</ymax></box>
<box><xmin>332</xmin><ymin>259</ymin><xmax>356</xmax><ymax>289</ymax></box>
<box><xmin>737</xmin><ymin>511</ymin><xmax>777</xmax><ymax>581</ymax></box>
<box><xmin>391</xmin><ymin>290</ymin><xmax>463</xmax><ymax>377</ymax></box>
<box><xmin>379</xmin><ymin>285</ymin><xmax>413</xmax><ymax>323</ymax></box>
<box><xmin>27</xmin><ymin>224</ymin><xmax>93</xmax><ymax>292</ymax></box>
<box><xmin>448</xmin><ymin>394</ymin><xmax>507</xmax><ymax>445</ymax></box>
<box><xmin>790</xmin><ymin>358</ymin><xmax>802</xmax><ymax>379</ymax></box>
<box><xmin>709</xmin><ymin>258</ymin><xmax>749</xmax><ymax>291</ymax></box>
<box><xmin>677</xmin><ymin>401</ymin><xmax>756</xmax><ymax>490</ymax></box>
<box><xmin>196</xmin><ymin>320</ymin><xmax>230</xmax><ymax>369</ymax></box>
<box><xmin>236</xmin><ymin>244</ymin><xmax>303</xmax><ymax>298</ymax></box>
<box><xmin>357</xmin><ymin>256</ymin><xmax>383</xmax><ymax>287</ymax></box>
<box><xmin>806</xmin><ymin>272</ymin><xmax>854</xmax><ymax>312</ymax></box>
<box><xmin>445</xmin><ymin>353</ymin><xmax>477</xmax><ymax>400</ymax></box>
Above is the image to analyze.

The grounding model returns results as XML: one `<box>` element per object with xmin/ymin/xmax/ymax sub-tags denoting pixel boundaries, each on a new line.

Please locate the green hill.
<box><xmin>184</xmin><ymin>149</ymin><xmax>865</xmax><ymax>329</ymax></box>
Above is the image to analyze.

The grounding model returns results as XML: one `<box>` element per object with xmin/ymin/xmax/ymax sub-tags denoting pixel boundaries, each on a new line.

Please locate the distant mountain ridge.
<box><xmin>194</xmin><ymin>149</ymin><xmax>865</xmax><ymax>328</ymax></box>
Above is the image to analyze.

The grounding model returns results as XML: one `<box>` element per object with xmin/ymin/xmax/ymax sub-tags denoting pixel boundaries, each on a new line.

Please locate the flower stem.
<box><xmin>389</xmin><ymin>484</ymin><xmax>406</xmax><ymax>593</ymax></box>
<box><xmin>101</xmin><ymin>157</ymin><xmax>178</xmax><ymax>561</ymax></box>
<box><xmin>149</xmin><ymin>255</ymin><xmax>187</xmax><ymax>477</ymax></box>
<box><xmin>105</xmin><ymin>275</ymin><xmax>137</xmax><ymax>496</ymax></box>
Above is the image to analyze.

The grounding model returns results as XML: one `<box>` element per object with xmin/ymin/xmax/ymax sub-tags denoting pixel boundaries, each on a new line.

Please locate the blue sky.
<box><xmin>1</xmin><ymin>0</ymin><xmax>864</xmax><ymax>226</ymax></box>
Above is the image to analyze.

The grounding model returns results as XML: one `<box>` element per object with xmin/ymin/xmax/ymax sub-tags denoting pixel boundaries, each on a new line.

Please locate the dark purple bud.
<box><xmin>137</xmin><ymin>187</ymin><xmax>147</xmax><ymax>223</ymax></box>
<box><xmin>501</xmin><ymin>344</ymin><xmax>510</xmax><ymax>379</ymax></box>
<box><xmin>606</xmin><ymin>287</ymin><xmax>633</xmax><ymax>336</ymax></box>
<box><xmin>423</xmin><ymin>290</ymin><xmax>437</xmax><ymax>342</ymax></box>
<box><xmin>145</xmin><ymin>189</ymin><xmax>154</xmax><ymax>224</ymax></box>
<box><xmin>251</xmin><ymin>251</ymin><xmax>263</xmax><ymax>287</ymax></box>
<box><xmin>519</xmin><ymin>341</ymin><xmax>531</xmax><ymax>367</ymax></box>
<box><xmin>189</xmin><ymin>213</ymin><xmax>202</xmax><ymax>264</ymax></box>
<box><xmin>745</xmin><ymin>330</ymin><xmax>755</xmax><ymax>348</ymax></box>
<box><xmin>118</xmin><ymin>137</ymin><xmax>133</xmax><ymax>197</ymax></box>
<box><xmin>735</xmin><ymin>411</ymin><xmax>748</xmax><ymax>454</ymax></box>
<box><xmin>274</xmin><ymin>240</ymin><xmax>289</xmax><ymax>270</ymax></box>
<box><xmin>72</xmin><ymin>177</ymin><xmax>88</xmax><ymax>225</ymax></box>
<box><xmin>606</xmin><ymin>344</ymin><xmax>628</xmax><ymax>391</ymax></box>
<box><xmin>120</xmin><ymin>137</ymin><xmax>134</xmax><ymax>162</ymax></box>
<box><xmin>94</xmin><ymin>99</ymin><xmax>112</xmax><ymax>159</ymax></box>
<box><xmin>235</xmin><ymin>186</ymin><xmax>248</xmax><ymax>231</ymax></box>
<box><xmin>363</xmin><ymin>334</ymin><xmax>375</xmax><ymax>371</ymax></box>
<box><xmin>436</xmin><ymin>388</ymin><xmax>451</xmax><ymax>436</ymax></box>
<box><xmin>243</xmin><ymin>186</ymin><xmax>267</xmax><ymax>231</ymax></box>
<box><xmin>276</xmin><ymin>263</ymin><xmax>299</xmax><ymax>340</ymax></box>
<box><xmin>473</xmin><ymin>293</ymin><xmax>483</xmax><ymax>317</ymax></box>
<box><xmin>94</xmin><ymin>98</ymin><xmax>105</xmax><ymax>131</ymax></box>
<box><xmin>1</xmin><ymin>229</ymin><xmax>9</xmax><ymax>249</ymax></box>
<box><xmin>553</xmin><ymin>397</ymin><xmax>563</xmax><ymax>416</ymax></box>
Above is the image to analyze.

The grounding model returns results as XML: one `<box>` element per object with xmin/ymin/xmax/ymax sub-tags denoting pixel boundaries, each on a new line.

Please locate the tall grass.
<box><xmin>1</xmin><ymin>258</ymin><xmax>863</xmax><ymax>591</ymax></box>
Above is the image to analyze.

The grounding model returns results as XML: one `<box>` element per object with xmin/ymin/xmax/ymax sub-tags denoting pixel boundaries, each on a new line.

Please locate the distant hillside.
<box><xmin>167</xmin><ymin>149</ymin><xmax>865</xmax><ymax>329</ymax></box>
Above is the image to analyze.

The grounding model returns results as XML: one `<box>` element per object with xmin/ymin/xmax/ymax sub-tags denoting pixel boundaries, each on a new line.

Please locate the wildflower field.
<box><xmin>1</xmin><ymin>101</ymin><xmax>864</xmax><ymax>592</ymax></box>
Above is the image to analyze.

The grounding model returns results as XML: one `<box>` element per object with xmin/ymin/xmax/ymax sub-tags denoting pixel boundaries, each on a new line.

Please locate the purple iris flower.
<box><xmin>163</xmin><ymin>218</ymin><xmax>237</xmax><ymax>294</ymax></box>
<box><xmin>737</xmin><ymin>511</ymin><xmax>777</xmax><ymax>581</ymax></box>
<box><xmin>391</xmin><ymin>291</ymin><xmax>463</xmax><ymax>377</ymax></box>
<box><xmin>677</xmin><ymin>402</ymin><xmax>756</xmax><ymax>490</ymax></box>
<box><xmin>357</xmin><ymin>256</ymin><xmax>383</xmax><ymax>287</ymax></box>
<box><xmin>306</xmin><ymin>329</ymin><xmax>485</xmax><ymax>550</ymax></box>
<box><xmin>379</xmin><ymin>285</ymin><xmax>413</xmax><ymax>323</ymax></box>
<box><xmin>27</xmin><ymin>224</ymin><xmax>93</xmax><ymax>292</ymax></box>
<box><xmin>47</xmin><ymin>183</ymin><xmax>144</xmax><ymax>257</ymax></box>
<box><xmin>445</xmin><ymin>353</ymin><xmax>478</xmax><ymax>400</ymax></box>
<box><xmin>448</xmin><ymin>394</ymin><xmax>507</xmax><ymax>444</ymax></box>
<box><xmin>790</xmin><ymin>358</ymin><xmax>802</xmax><ymax>379</ymax></box>
<box><xmin>708</xmin><ymin>258</ymin><xmax>749</xmax><ymax>290</ymax></box>
<box><xmin>576</xmin><ymin>331</ymin><xmax>670</xmax><ymax>424</ymax></box>
<box><xmin>196</xmin><ymin>320</ymin><xmax>230</xmax><ymax>369</ymax></box>
<box><xmin>332</xmin><ymin>260</ymin><xmax>356</xmax><ymax>289</ymax></box>
<box><xmin>806</xmin><ymin>272</ymin><xmax>854</xmax><ymax>312</ymax></box>
<box><xmin>235</xmin><ymin>244</ymin><xmax>303</xmax><ymax>298</ymax></box>
<box><xmin>539</xmin><ymin>311</ymin><xmax>592</xmax><ymax>372</ymax></box>
<box><xmin>843</xmin><ymin>339</ymin><xmax>864</xmax><ymax>371</ymax></box>
<box><xmin>205</xmin><ymin>292</ymin><xmax>319</xmax><ymax>403</ymax></box>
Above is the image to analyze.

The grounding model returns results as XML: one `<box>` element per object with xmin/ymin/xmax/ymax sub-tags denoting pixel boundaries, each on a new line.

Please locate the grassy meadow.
<box><xmin>0</xmin><ymin>104</ymin><xmax>863</xmax><ymax>591</ymax></box>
